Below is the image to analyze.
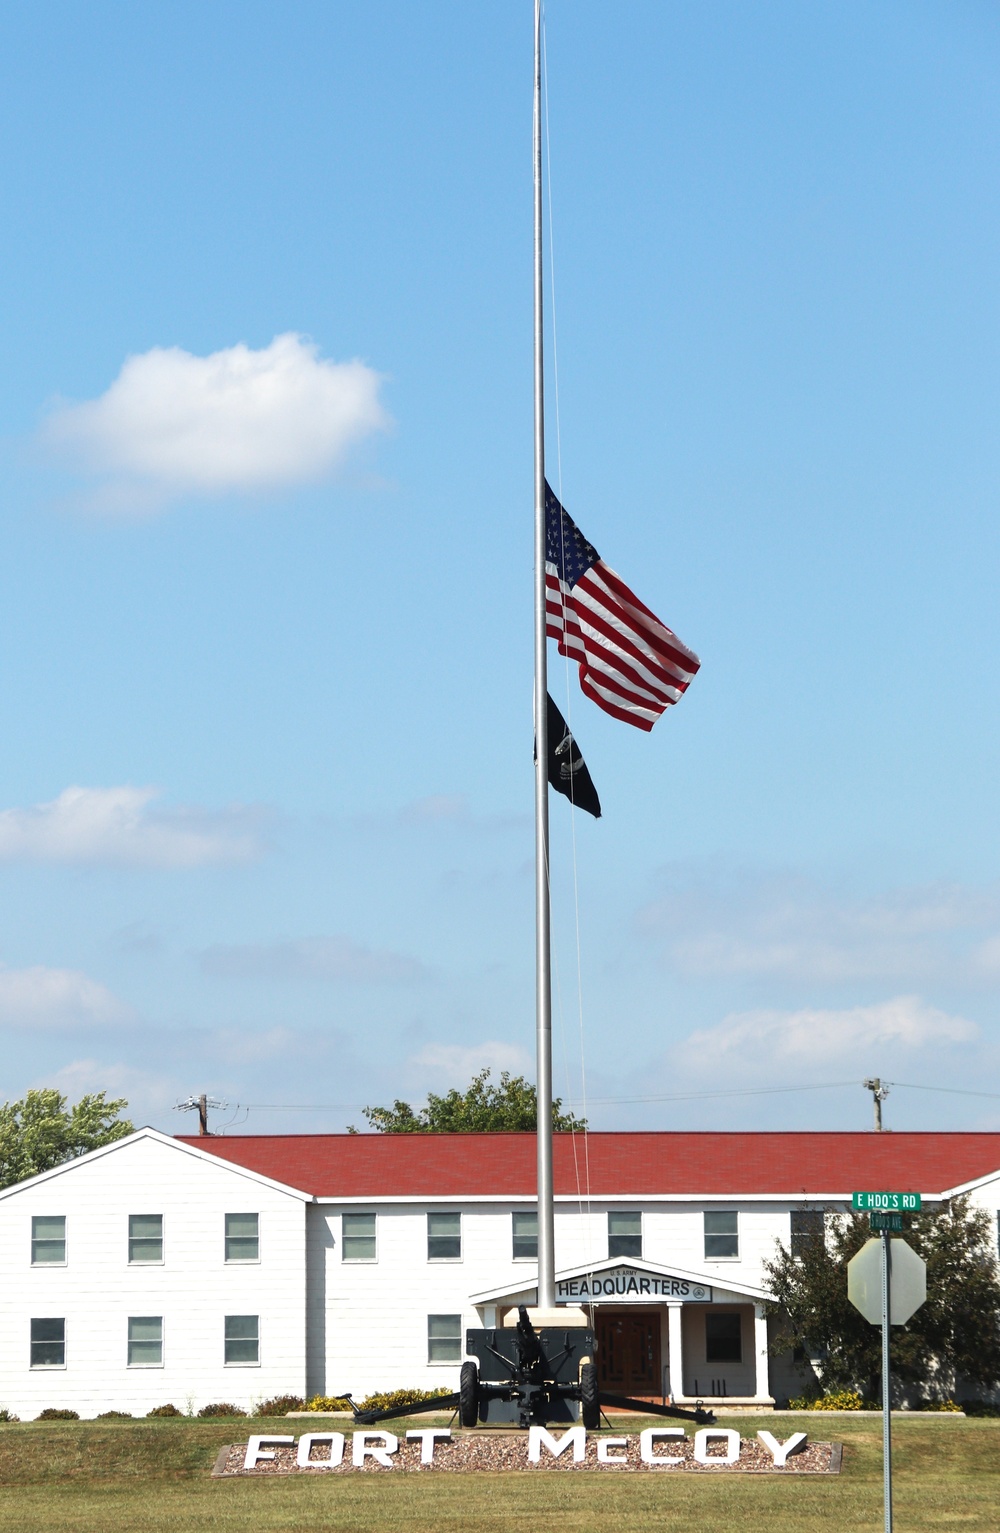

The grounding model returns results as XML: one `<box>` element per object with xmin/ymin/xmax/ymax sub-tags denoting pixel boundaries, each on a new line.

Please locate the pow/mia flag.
<box><xmin>546</xmin><ymin>693</ymin><xmax>602</xmax><ymax>818</ymax></box>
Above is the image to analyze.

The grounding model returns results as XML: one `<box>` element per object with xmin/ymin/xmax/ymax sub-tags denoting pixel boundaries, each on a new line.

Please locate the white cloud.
<box><xmin>43</xmin><ymin>332</ymin><xmax>387</xmax><ymax>510</ymax></box>
<box><xmin>407</xmin><ymin>1040</ymin><xmax>531</xmax><ymax>1086</ymax></box>
<box><xmin>639</xmin><ymin>870</ymin><xmax>1000</xmax><ymax>987</ymax></box>
<box><xmin>41</xmin><ymin>1058</ymin><xmax>171</xmax><ymax>1105</ymax></box>
<box><xmin>677</xmin><ymin>995</ymin><xmax>977</xmax><ymax>1071</ymax></box>
<box><xmin>200</xmin><ymin>934</ymin><xmax>429</xmax><ymax>984</ymax></box>
<box><xmin>0</xmin><ymin>966</ymin><xmax>134</xmax><ymax>1029</ymax></box>
<box><xmin>0</xmin><ymin>786</ymin><xmax>265</xmax><ymax>868</ymax></box>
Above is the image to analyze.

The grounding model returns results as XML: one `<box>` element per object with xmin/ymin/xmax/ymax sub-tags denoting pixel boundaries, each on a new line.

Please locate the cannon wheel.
<box><xmin>580</xmin><ymin>1362</ymin><xmax>599</xmax><ymax>1430</ymax></box>
<box><xmin>459</xmin><ymin>1360</ymin><xmax>480</xmax><ymax>1427</ymax></box>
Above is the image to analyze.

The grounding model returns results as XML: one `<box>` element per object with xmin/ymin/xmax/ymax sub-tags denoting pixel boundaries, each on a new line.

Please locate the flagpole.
<box><xmin>533</xmin><ymin>0</ymin><xmax>556</xmax><ymax>1311</ymax></box>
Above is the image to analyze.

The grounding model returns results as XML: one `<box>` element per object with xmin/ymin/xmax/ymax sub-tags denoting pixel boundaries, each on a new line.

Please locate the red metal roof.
<box><xmin>177</xmin><ymin>1131</ymin><xmax>1000</xmax><ymax>1199</ymax></box>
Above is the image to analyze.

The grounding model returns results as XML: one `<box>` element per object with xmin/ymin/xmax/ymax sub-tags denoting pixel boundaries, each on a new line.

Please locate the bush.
<box><xmin>960</xmin><ymin>1400</ymin><xmax>1000</xmax><ymax>1417</ymax></box>
<box><xmin>789</xmin><ymin>1389</ymin><xmax>870</xmax><ymax>1411</ymax></box>
<box><xmin>358</xmin><ymin>1387</ymin><xmax>454</xmax><ymax>1412</ymax></box>
<box><xmin>0</xmin><ymin>1408</ymin><xmax>20</xmax><ymax>1423</ymax></box>
<box><xmin>918</xmin><ymin>1399</ymin><xmax>963</xmax><ymax>1412</ymax></box>
<box><xmin>146</xmin><ymin>1403</ymin><xmax>183</xmax><ymax>1418</ymax></box>
<box><xmin>197</xmin><ymin>1403</ymin><xmax>247</xmax><ymax>1419</ymax></box>
<box><xmin>96</xmin><ymin>1410</ymin><xmax>133</xmax><ymax>1420</ymax></box>
<box><xmin>304</xmin><ymin>1387</ymin><xmax>453</xmax><ymax>1413</ymax></box>
<box><xmin>256</xmin><ymin>1394</ymin><xmax>305</xmax><ymax>1416</ymax></box>
<box><xmin>35</xmin><ymin>1408</ymin><xmax>80</xmax><ymax>1421</ymax></box>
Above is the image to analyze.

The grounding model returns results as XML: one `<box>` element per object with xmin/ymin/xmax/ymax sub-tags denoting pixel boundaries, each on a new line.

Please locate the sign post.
<box><xmin>847</xmin><ymin>1197</ymin><xmax>927</xmax><ymax>1533</ymax></box>
<box><xmin>880</xmin><ymin>1229</ymin><xmax>892</xmax><ymax>1533</ymax></box>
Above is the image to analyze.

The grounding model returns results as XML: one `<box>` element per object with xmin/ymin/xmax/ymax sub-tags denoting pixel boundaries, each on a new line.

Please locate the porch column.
<box><xmin>753</xmin><ymin>1304</ymin><xmax>772</xmax><ymax>1402</ymax></box>
<box><xmin>666</xmin><ymin>1304</ymin><xmax>684</xmax><ymax>1402</ymax></box>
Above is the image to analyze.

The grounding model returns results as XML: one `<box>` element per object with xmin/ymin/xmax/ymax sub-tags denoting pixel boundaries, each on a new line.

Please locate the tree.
<box><xmin>0</xmin><ymin>1089</ymin><xmax>134</xmax><ymax>1190</ymax></box>
<box><xmin>358</xmin><ymin>1068</ymin><xmax>587</xmax><ymax>1134</ymax></box>
<box><xmin>764</xmin><ymin>1198</ymin><xmax>1000</xmax><ymax>1404</ymax></box>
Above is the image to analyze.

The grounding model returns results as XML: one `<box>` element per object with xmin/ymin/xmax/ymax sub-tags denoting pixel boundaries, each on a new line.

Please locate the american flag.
<box><xmin>545</xmin><ymin>483</ymin><xmax>700</xmax><ymax>731</ymax></box>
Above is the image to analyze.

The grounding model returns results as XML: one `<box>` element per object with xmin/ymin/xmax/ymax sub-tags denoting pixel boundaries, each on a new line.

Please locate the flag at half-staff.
<box><xmin>545</xmin><ymin>693</ymin><xmax>601</xmax><ymax>818</ymax></box>
<box><xmin>545</xmin><ymin>483</ymin><xmax>700</xmax><ymax>730</ymax></box>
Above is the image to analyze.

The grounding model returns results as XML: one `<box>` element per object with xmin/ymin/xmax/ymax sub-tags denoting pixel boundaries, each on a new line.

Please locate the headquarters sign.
<box><xmin>555</xmin><ymin>1265</ymin><xmax>711</xmax><ymax>1303</ymax></box>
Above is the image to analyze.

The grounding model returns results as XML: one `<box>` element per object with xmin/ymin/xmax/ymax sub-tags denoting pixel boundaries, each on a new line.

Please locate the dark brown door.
<box><xmin>597</xmin><ymin>1311</ymin><xmax>661</xmax><ymax>1397</ymax></box>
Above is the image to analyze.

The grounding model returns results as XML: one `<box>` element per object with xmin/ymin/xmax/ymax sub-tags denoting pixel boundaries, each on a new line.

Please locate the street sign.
<box><xmin>847</xmin><ymin>1235</ymin><xmax>928</xmax><ymax>1533</ymax></box>
<box><xmin>848</xmin><ymin>1237</ymin><xmax>927</xmax><ymax>1326</ymax></box>
<box><xmin>870</xmin><ymin>1212</ymin><xmax>902</xmax><ymax>1233</ymax></box>
<box><xmin>852</xmin><ymin>1192</ymin><xmax>921</xmax><ymax>1212</ymax></box>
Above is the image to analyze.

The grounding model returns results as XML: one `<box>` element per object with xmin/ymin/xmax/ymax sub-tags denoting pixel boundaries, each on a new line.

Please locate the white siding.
<box><xmin>0</xmin><ymin>1134</ymin><xmax>307</xmax><ymax>1419</ymax></box>
<box><xmin>5</xmin><ymin>1134</ymin><xmax>998</xmax><ymax>1413</ymax></box>
<box><xmin>313</xmin><ymin>1200</ymin><xmax>785</xmax><ymax>1399</ymax></box>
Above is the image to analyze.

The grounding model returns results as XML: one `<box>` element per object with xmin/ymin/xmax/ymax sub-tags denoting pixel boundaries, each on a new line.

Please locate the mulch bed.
<box><xmin>214</xmin><ymin>1431</ymin><xmax>841</xmax><ymax>1476</ymax></box>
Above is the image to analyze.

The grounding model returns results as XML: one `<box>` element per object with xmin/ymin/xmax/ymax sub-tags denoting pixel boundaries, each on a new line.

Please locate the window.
<box><xmin>225</xmin><ymin>1213</ymin><xmax>260</xmax><ymax>1263</ymax></box>
<box><xmin>704</xmin><ymin>1210</ymin><xmax>739</xmax><ymax>1259</ymax></box>
<box><xmin>342</xmin><ymin>1211</ymin><xmax>376</xmax><ymax>1261</ymax></box>
<box><xmin>224</xmin><ymin>1314</ymin><xmax>259</xmax><ymax>1365</ymax></box>
<box><xmin>608</xmin><ymin>1210</ymin><xmax>642</xmax><ymax>1259</ymax></box>
<box><xmin>427</xmin><ymin>1211</ymin><xmax>461</xmax><ymax>1261</ymax></box>
<box><xmin>428</xmin><ymin>1314</ymin><xmax>462</xmax><ymax>1364</ymax></box>
<box><xmin>128</xmin><ymin>1316</ymin><xmax>163</xmax><ymax>1367</ymax></box>
<box><xmin>30</xmin><ymin>1318</ymin><xmax>65</xmax><ymax>1368</ymax></box>
<box><xmin>705</xmin><ymin>1312</ymin><xmax>743</xmax><ymax>1363</ymax></box>
<box><xmin>129</xmin><ymin>1214</ymin><xmax>163</xmax><ymax>1264</ymax></box>
<box><xmin>790</xmin><ymin>1209</ymin><xmax>824</xmax><ymax>1258</ymax></box>
<box><xmin>31</xmin><ymin>1215</ymin><xmax>66</xmax><ymax>1265</ymax></box>
<box><xmin>512</xmin><ymin>1211</ymin><xmax>537</xmax><ymax>1260</ymax></box>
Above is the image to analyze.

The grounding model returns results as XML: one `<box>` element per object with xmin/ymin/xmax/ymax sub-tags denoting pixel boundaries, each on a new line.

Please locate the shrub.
<box><xmin>789</xmin><ymin>1389</ymin><xmax>870</xmax><ymax>1411</ymax></box>
<box><xmin>35</xmin><ymin>1408</ymin><xmax>80</xmax><ymax>1421</ymax></box>
<box><xmin>304</xmin><ymin>1388</ymin><xmax>453</xmax><ymax>1413</ymax></box>
<box><xmin>256</xmin><ymin>1394</ymin><xmax>305</xmax><ymax>1416</ymax></box>
<box><xmin>0</xmin><ymin>1408</ymin><xmax>20</xmax><ymax>1423</ymax></box>
<box><xmin>918</xmin><ymin>1399</ymin><xmax>963</xmax><ymax>1412</ymax></box>
<box><xmin>96</xmin><ymin>1410</ymin><xmax>133</xmax><ymax>1420</ymax></box>
<box><xmin>960</xmin><ymin>1400</ymin><xmax>1000</xmax><ymax>1417</ymax></box>
<box><xmin>358</xmin><ymin>1387</ymin><xmax>454</xmax><ymax>1412</ymax></box>
<box><xmin>197</xmin><ymin>1403</ymin><xmax>247</xmax><ymax>1419</ymax></box>
<box><xmin>146</xmin><ymin>1403</ymin><xmax>183</xmax><ymax>1418</ymax></box>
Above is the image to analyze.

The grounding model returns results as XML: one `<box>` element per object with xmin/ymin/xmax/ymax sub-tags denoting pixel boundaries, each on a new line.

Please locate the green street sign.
<box><xmin>852</xmin><ymin>1191</ymin><xmax>921</xmax><ymax>1212</ymax></box>
<box><xmin>870</xmin><ymin>1211</ymin><xmax>903</xmax><ymax>1232</ymax></box>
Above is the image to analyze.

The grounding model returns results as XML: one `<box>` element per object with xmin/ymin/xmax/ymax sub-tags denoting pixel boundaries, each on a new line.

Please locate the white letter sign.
<box><xmin>406</xmin><ymin>1428</ymin><xmax>452</xmax><ymax>1464</ymax></box>
<box><xmin>243</xmin><ymin>1435</ymin><xmax>293</xmax><ymax>1470</ymax></box>
<box><xmin>296</xmin><ymin>1432</ymin><xmax>345</xmax><ymax>1468</ymax></box>
<box><xmin>597</xmin><ymin>1436</ymin><xmax>629</xmax><ymax>1464</ymax></box>
<box><xmin>693</xmin><ymin>1428</ymin><xmax>740</xmax><ymax>1465</ymax></box>
<box><xmin>352</xmin><ymin>1431</ymin><xmax>398</xmax><ymax>1467</ymax></box>
<box><xmin>528</xmin><ymin>1426</ymin><xmax>585</xmax><ymax>1463</ymax></box>
<box><xmin>639</xmin><ymin>1428</ymin><xmax>685</xmax><ymax>1466</ymax></box>
<box><xmin>757</xmin><ymin>1430</ymin><xmax>807</xmax><ymax>1467</ymax></box>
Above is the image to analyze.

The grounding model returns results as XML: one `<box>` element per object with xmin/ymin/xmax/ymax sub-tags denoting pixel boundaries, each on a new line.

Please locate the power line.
<box><xmin>223</xmin><ymin>1078</ymin><xmax>1000</xmax><ymax>1116</ymax></box>
<box><xmin>887</xmin><ymin>1080</ymin><xmax>1000</xmax><ymax>1102</ymax></box>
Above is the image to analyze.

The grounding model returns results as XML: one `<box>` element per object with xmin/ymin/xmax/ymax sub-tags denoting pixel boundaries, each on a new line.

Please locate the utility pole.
<box><xmin>863</xmin><ymin>1078</ymin><xmax>890</xmax><ymax>1132</ymax></box>
<box><xmin>174</xmin><ymin>1094</ymin><xmax>227</xmax><ymax>1136</ymax></box>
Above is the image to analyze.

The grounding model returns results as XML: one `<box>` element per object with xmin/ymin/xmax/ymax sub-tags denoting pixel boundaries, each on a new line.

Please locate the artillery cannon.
<box><xmin>350</xmin><ymin>1305</ymin><xmax>714</xmax><ymax>1431</ymax></box>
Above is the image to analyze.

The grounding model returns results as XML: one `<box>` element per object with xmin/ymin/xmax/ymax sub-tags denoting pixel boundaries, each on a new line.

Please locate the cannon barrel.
<box><xmin>514</xmin><ymin>1304</ymin><xmax>545</xmax><ymax>1369</ymax></box>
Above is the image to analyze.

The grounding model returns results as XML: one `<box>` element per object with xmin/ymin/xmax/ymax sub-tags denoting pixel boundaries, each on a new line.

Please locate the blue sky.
<box><xmin>1</xmin><ymin>1</ymin><xmax>999</xmax><ymax>1136</ymax></box>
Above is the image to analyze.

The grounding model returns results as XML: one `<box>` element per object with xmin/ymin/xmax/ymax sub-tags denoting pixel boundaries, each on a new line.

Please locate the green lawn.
<box><xmin>0</xmin><ymin>1413</ymin><xmax>996</xmax><ymax>1533</ymax></box>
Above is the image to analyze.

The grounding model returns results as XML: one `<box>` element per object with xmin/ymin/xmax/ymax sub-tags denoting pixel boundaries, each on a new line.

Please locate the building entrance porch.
<box><xmin>596</xmin><ymin>1309</ymin><xmax>660</xmax><ymax>1398</ymax></box>
<box><xmin>473</xmin><ymin>1257</ymin><xmax>775</xmax><ymax>1407</ymax></box>
<box><xmin>590</xmin><ymin>1302</ymin><xmax>773</xmax><ymax>1406</ymax></box>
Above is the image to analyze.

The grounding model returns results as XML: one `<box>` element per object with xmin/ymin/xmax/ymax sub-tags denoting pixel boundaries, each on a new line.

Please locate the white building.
<box><xmin>1</xmin><ymin>1127</ymin><xmax>999</xmax><ymax>1418</ymax></box>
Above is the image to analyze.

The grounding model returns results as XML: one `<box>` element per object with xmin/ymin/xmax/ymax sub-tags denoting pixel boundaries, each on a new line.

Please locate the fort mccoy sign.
<box><xmin>217</xmin><ymin>1426</ymin><xmax>841</xmax><ymax>1477</ymax></box>
<box><xmin>555</xmin><ymin>1265</ymin><xmax>711</xmax><ymax>1303</ymax></box>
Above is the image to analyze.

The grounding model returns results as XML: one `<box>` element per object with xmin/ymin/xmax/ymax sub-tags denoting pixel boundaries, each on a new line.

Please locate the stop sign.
<box><xmin>847</xmin><ymin>1237</ymin><xmax>927</xmax><ymax>1326</ymax></box>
